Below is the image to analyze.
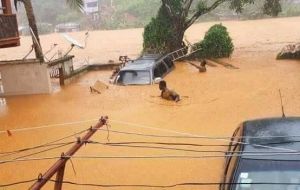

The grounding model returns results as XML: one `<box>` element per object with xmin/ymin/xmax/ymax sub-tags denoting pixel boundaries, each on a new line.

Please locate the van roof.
<box><xmin>242</xmin><ymin>117</ymin><xmax>300</xmax><ymax>160</ymax></box>
<box><xmin>120</xmin><ymin>54</ymin><xmax>162</xmax><ymax>71</ymax></box>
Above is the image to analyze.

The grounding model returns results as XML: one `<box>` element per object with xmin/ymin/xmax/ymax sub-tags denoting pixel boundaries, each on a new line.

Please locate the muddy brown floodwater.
<box><xmin>1</xmin><ymin>17</ymin><xmax>300</xmax><ymax>190</ymax></box>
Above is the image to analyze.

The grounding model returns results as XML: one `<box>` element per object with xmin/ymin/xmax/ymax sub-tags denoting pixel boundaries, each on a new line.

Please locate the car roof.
<box><xmin>120</xmin><ymin>54</ymin><xmax>163</xmax><ymax>71</ymax></box>
<box><xmin>241</xmin><ymin>117</ymin><xmax>300</xmax><ymax>160</ymax></box>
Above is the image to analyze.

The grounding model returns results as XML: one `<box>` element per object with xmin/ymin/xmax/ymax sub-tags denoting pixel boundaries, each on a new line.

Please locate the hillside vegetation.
<box><xmin>16</xmin><ymin>0</ymin><xmax>300</xmax><ymax>31</ymax></box>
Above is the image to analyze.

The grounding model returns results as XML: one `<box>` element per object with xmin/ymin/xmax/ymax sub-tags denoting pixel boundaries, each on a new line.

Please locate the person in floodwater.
<box><xmin>188</xmin><ymin>59</ymin><xmax>207</xmax><ymax>72</ymax></box>
<box><xmin>198</xmin><ymin>60</ymin><xmax>207</xmax><ymax>72</ymax></box>
<box><xmin>159</xmin><ymin>80</ymin><xmax>180</xmax><ymax>102</ymax></box>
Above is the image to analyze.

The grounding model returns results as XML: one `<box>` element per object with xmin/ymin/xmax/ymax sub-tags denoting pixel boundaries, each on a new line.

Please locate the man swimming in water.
<box><xmin>159</xmin><ymin>80</ymin><xmax>180</xmax><ymax>102</ymax></box>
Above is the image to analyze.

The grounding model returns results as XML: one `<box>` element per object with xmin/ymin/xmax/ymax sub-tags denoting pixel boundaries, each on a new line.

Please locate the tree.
<box><xmin>14</xmin><ymin>0</ymin><xmax>84</xmax><ymax>62</ymax></box>
<box><xmin>143</xmin><ymin>0</ymin><xmax>282</xmax><ymax>53</ymax></box>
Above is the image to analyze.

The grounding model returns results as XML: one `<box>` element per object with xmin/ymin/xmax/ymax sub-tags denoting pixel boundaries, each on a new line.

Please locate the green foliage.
<box><xmin>195</xmin><ymin>24</ymin><xmax>234</xmax><ymax>58</ymax></box>
<box><xmin>104</xmin><ymin>0</ymin><xmax>160</xmax><ymax>29</ymax></box>
<box><xmin>197</xmin><ymin>1</ymin><xmax>207</xmax><ymax>14</ymax></box>
<box><xmin>230</xmin><ymin>0</ymin><xmax>255</xmax><ymax>13</ymax></box>
<box><xmin>263</xmin><ymin>0</ymin><xmax>281</xmax><ymax>17</ymax></box>
<box><xmin>168</xmin><ymin>0</ymin><xmax>184</xmax><ymax>15</ymax></box>
<box><xmin>143</xmin><ymin>6</ymin><xmax>173</xmax><ymax>53</ymax></box>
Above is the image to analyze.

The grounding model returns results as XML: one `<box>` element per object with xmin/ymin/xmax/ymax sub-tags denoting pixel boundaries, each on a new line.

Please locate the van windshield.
<box><xmin>116</xmin><ymin>70</ymin><xmax>151</xmax><ymax>85</ymax></box>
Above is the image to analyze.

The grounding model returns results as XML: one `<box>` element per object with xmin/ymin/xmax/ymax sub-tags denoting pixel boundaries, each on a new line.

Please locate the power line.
<box><xmin>96</xmin><ymin>128</ymin><xmax>299</xmax><ymax>153</ymax></box>
<box><xmin>10</xmin><ymin>142</ymin><xmax>74</xmax><ymax>161</ymax></box>
<box><xmin>108</xmin><ymin>120</ymin><xmax>300</xmax><ymax>153</ymax></box>
<box><xmin>2</xmin><ymin>152</ymin><xmax>300</xmax><ymax>165</ymax></box>
<box><xmin>3</xmin><ymin>179</ymin><xmax>300</xmax><ymax>188</ymax></box>
<box><xmin>0</xmin><ymin>142</ymin><xmax>74</xmax><ymax>159</ymax></box>
<box><xmin>98</xmin><ymin>129</ymin><xmax>300</xmax><ymax>142</ymax></box>
<box><xmin>0</xmin><ymin>119</ymin><xmax>97</xmax><ymax>134</ymax></box>
<box><xmin>0</xmin><ymin>128</ymin><xmax>88</xmax><ymax>158</ymax></box>
<box><xmin>98</xmin><ymin>129</ymin><xmax>300</xmax><ymax>146</ymax></box>
<box><xmin>95</xmin><ymin>140</ymin><xmax>230</xmax><ymax>147</ymax></box>
<box><xmin>2</xmin><ymin>117</ymin><xmax>300</xmax><ymax>140</ymax></box>
<box><xmin>0</xmin><ymin>179</ymin><xmax>36</xmax><ymax>188</ymax></box>
<box><xmin>109</xmin><ymin>119</ymin><xmax>300</xmax><ymax>139</ymax></box>
<box><xmin>86</xmin><ymin>140</ymin><xmax>300</xmax><ymax>154</ymax></box>
<box><xmin>46</xmin><ymin>179</ymin><xmax>300</xmax><ymax>188</ymax></box>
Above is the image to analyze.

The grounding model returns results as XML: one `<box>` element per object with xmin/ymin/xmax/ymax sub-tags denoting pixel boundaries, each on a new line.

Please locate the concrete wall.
<box><xmin>0</xmin><ymin>60</ymin><xmax>52</xmax><ymax>96</ymax></box>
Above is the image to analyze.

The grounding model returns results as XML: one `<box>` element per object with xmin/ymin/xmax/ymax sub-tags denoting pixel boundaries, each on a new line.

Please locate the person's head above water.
<box><xmin>159</xmin><ymin>80</ymin><xmax>167</xmax><ymax>91</ymax></box>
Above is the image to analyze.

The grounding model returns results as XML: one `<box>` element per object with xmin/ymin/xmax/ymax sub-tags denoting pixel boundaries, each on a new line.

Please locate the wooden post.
<box><xmin>54</xmin><ymin>164</ymin><xmax>66</xmax><ymax>190</ymax></box>
<box><xmin>2</xmin><ymin>0</ymin><xmax>12</xmax><ymax>14</ymax></box>
<box><xmin>59</xmin><ymin>67</ymin><xmax>64</xmax><ymax>86</ymax></box>
<box><xmin>30</xmin><ymin>116</ymin><xmax>108</xmax><ymax>190</ymax></box>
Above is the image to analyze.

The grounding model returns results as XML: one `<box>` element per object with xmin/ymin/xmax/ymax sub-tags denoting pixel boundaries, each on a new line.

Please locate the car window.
<box><xmin>154</xmin><ymin>66</ymin><xmax>161</xmax><ymax>78</ymax></box>
<box><xmin>117</xmin><ymin>70</ymin><xmax>150</xmax><ymax>85</ymax></box>
<box><xmin>154</xmin><ymin>62</ymin><xmax>168</xmax><ymax>78</ymax></box>
<box><xmin>234</xmin><ymin>160</ymin><xmax>300</xmax><ymax>190</ymax></box>
<box><xmin>163</xmin><ymin>57</ymin><xmax>174</xmax><ymax>69</ymax></box>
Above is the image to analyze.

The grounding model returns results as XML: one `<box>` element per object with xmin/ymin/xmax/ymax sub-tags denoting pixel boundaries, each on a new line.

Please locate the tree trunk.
<box><xmin>23</xmin><ymin>0</ymin><xmax>44</xmax><ymax>62</ymax></box>
<box><xmin>167</xmin><ymin>20</ymin><xmax>186</xmax><ymax>52</ymax></box>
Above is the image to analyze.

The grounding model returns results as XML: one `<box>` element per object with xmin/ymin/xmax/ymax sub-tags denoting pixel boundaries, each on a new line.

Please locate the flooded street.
<box><xmin>1</xmin><ymin>17</ymin><xmax>300</xmax><ymax>189</ymax></box>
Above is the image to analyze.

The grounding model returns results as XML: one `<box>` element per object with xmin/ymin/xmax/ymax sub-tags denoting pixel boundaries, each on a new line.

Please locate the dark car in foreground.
<box><xmin>221</xmin><ymin>117</ymin><xmax>300</xmax><ymax>190</ymax></box>
<box><xmin>114</xmin><ymin>54</ymin><xmax>174</xmax><ymax>85</ymax></box>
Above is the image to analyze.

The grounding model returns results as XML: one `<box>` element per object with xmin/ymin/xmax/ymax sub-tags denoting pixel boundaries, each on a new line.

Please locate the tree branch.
<box><xmin>184</xmin><ymin>0</ymin><xmax>228</xmax><ymax>29</ymax></box>
<box><xmin>161</xmin><ymin>0</ymin><xmax>175</xmax><ymax>18</ymax></box>
<box><xmin>182</xmin><ymin>0</ymin><xmax>193</xmax><ymax>18</ymax></box>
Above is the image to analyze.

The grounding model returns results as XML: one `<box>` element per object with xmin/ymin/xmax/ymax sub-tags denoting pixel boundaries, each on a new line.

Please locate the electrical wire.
<box><xmin>2</xmin><ymin>117</ymin><xmax>300</xmax><ymax>140</ymax></box>
<box><xmin>94</xmin><ymin>140</ymin><xmax>230</xmax><ymax>147</ymax></box>
<box><xmin>97</xmin><ymin>128</ymin><xmax>300</xmax><ymax>153</ymax></box>
<box><xmin>109</xmin><ymin>119</ymin><xmax>300</xmax><ymax>139</ymax></box>
<box><xmin>0</xmin><ymin>179</ymin><xmax>37</xmax><ymax>188</ymax></box>
<box><xmin>0</xmin><ymin>142</ymin><xmax>74</xmax><ymax>159</ymax></box>
<box><xmin>10</xmin><ymin>142</ymin><xmax>74</xmax><ymax>161</ymax></box>
<box><xmin>85</xmin><ymin>140</ymin><xmax>300</xmax><ymax>154</ymax></box>
<box><xmin>98</xmin><ymin>129</ymin><xmax>300</xmax><ymax>146</ymax></box>
<box><xmin>108</xmin><ymin>120</ymin><xmax>300</xmax><ymax>153</ymax></box>
<box><xmin>0</xmin><ymin>128</ymin><xmax>88</xmax><ymax>158</ymax></box>
<box><xmin>46</xmin><ymin>179</ymin><xmax>300</xmax><ymax>188</ymax></box>
<box><xmin>2</xmin><ymin>152</ymin><xmax>300</xmax><ymax>165</ymax></box>
<box><xmin>3</xmin><ymin>179</ymin><xmax>300</xmax><ymax>188</ymax></box>
<box><xmin>0</xmin><ymin>119</ymin><xmax>97</xmax><ymax>134</ymax></box>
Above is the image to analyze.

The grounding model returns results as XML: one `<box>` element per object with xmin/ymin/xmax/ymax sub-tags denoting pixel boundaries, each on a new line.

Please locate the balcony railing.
<box><xmin>0</xmin><ymin>14</ymin><xmax>20</xmax><ymax>48</ymax></box>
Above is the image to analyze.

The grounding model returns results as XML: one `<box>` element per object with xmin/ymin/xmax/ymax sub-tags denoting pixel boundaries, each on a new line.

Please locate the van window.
<box><xmin>154</xmin><ymin>67</ymin><xmax>161</xmax><ymax>78</ymax></box>
<box><xmin>164</xmin><ymin>57</ymin><xmax>174</xmax><ymax>69</ymax></box>
<box><xmin>117</xmin><ymin>70</ymin><xmax>150</xmax><ymax>85</ymax></box>
<box><xmin>154</xmin><ymin>62</ymin><xmax>168</xmax><ymax>78</ymax></box>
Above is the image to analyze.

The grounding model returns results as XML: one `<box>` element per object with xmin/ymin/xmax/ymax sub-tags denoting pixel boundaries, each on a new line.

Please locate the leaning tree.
<box><xmin>14</xmin><ymin>0</ymin><xmax>84</xmax><ymax>62</ymax></box>
<box><xmin>143</xmin><ymin>0</ymin><xmax>281</xmax><ymax>53</ymax></box>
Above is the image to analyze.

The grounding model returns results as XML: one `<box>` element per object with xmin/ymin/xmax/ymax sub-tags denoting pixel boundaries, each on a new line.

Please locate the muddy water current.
<box><xmin>1</xmin><ymin>17</ymin><xmax>300</xmax><ymax>189</ymax></box>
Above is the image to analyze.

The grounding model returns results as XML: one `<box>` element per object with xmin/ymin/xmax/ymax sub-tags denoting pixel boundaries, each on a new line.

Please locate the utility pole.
<box><xmin>29</xmin><ymin>116</ymin><xmax>108</xmax><ymax>190</ymax></box>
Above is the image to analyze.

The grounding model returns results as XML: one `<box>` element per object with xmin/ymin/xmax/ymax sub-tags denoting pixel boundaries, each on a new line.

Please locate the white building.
<box><xmin>84</xmin><ymin>0</ymin><xmax>99</xmax><ymax>14</ymax></box>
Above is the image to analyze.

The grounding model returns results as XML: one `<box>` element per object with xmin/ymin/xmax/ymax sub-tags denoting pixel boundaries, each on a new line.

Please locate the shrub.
<box><xmin>195</xmin><ymin>24</ymin><xmax>234</xmax><ymax>59</ymax></box>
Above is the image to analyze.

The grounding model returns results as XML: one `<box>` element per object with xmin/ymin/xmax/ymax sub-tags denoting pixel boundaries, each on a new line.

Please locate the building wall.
<box><xmin>0</xmin><ymin>61</ymin><xmax>52</xmax><ymax>96</ymax></box>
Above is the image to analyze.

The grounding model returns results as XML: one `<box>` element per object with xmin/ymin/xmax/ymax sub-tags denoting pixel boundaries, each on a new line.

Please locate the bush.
<box><xmin>195</xmin><ymin>24</ymin><xmax>234</xmax><ymax>59</ymax></box>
